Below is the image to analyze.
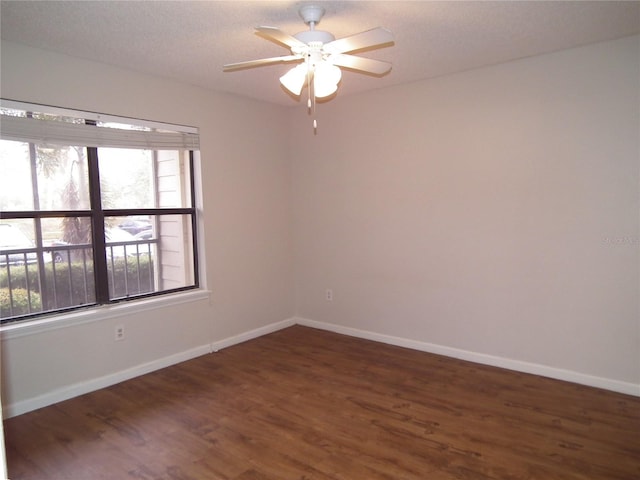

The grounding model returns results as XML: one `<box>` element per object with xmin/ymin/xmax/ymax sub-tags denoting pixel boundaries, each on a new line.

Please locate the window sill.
<box><xmin>0</xmin><ymin>289</ymin><xmax>211</xmax><ymax>341</ymax></box>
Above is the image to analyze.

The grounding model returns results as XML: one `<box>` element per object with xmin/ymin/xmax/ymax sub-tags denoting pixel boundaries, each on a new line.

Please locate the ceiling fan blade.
<box><xmin>223</xmin><ymin>55</ymin><xmax>302</xmax><ymax>72</ymax></box>
<box><xmin>329</xmin><ymin>54</ymin><xmax>392</xmax><ymax>75</ymax></box>
<box><xmin>324</xmin><ymin>27</ymin><xmax>394</xmax><ymax>54</ymax></box>
<box><xmin>255</xmin><ymin>26</ymin><xmax>307</xmax><ymax>49</ymax></box>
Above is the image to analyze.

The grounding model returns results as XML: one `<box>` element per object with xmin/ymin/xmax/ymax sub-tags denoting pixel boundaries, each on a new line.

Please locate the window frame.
<box><xmin>0</xmin><ymin>100</ymin><xmax>205</xmax><ymax>326</ymax></box>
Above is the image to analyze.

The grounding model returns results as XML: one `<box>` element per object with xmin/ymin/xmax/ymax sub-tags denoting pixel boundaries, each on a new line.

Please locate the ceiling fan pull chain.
<box><xmin>310</xmin><ymin>63</ymin><xmax>318</xmax><ymax>133</ymax></box>
<box><xmin>303</xmin><ymin>54</ymin><xmax>318</xmax><ymax>133</ymax></box>
<box><xmin>306</xmin><ymin>54</ymin><xmax>313</xmax><ymax>113</ymax></box>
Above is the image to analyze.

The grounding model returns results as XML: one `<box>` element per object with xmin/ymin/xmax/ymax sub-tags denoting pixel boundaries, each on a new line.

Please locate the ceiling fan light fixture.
<box><xmin>313</xmin><ymin>62</ymin><xmax>342</xmax><ymax>98</ymax></box>
<box><xmin>279</xmin><ymin>63</ymin><xmax>307</xmax><ymax>95</ymax></box>
<box><xmin>316</xmin><ymin>61</ymin><xmax>341</xmax><ymax>84</ymax></box>
<box><xmin>314</xmin><ymin>78</ymin><xmax>338</xmax><ymax>98</ymax></box>
<box><xmin>280</xmin><ymin>60</ymin><xmax>342</xmax><ymax>98</ymax></box>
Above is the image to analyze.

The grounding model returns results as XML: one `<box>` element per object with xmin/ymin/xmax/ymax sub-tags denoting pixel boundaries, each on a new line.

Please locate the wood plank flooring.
<box><xmin>4</xmin><ymin>325</ymin><xmax>640</xmax><ymax>479</ymax></box>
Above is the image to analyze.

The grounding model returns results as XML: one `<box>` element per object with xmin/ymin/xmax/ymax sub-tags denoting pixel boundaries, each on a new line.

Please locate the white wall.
<box><xmin>291</xmin><ymin>35</ymin><xmax>640</xmax><ymax>392</ymax></box>
<box><xmin>1</xmin><ymin>34</ymin><xmax>638</xmax><ymax>418</ymax></box>
<box><xmin>0</xmin><ymin>41</ymin><xmax>295</xmax><ymax>415</ymax></box>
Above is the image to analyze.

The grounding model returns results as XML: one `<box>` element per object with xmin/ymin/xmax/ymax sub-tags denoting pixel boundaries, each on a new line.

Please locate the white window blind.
<box><xmin>0</xmin><ymin>101</ymin><xmax>199</xmax><ymax>150</ymax></box>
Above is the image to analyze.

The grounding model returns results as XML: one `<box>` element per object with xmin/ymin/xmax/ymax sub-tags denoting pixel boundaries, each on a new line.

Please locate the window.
<box><xmin>0</xmin><ymin>100</ymin><xmax>200</xmax><ymax>324</ymax></box>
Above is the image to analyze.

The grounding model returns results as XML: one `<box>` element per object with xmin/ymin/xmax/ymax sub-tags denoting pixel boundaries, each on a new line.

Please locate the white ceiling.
<box><xmin>1</xmin><ymin>1</ymin><xmax>639</xmax><ymax>107</ymax></box>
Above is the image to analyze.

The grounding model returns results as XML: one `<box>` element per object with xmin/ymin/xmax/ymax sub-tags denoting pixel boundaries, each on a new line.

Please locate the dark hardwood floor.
<box><xmin>4</xmin><ymin>325</ymin><xmax>640</xmax><ymax>479</ymax></box>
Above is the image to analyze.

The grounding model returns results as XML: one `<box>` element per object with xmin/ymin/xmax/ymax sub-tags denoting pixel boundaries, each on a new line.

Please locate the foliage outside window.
<box><xmin>0</xmin><ymin>101</ymin><xmax>200</xmax><ymax>324</ymax></box>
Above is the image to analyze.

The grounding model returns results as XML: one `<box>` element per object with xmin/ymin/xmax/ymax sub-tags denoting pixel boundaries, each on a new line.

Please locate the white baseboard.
<box><xmin>210</xmin><ymin>318</ymin><xmax>296</xmax><ymax>352</ymax></box>
<box><xmin>5</xmin><ymin>315</ymin><xmax>637</xmax><ymax>418</ymax></box>
<box><xmin>295</xmin><ymin>317</ymin><xmax>640</xmax><ymax>397</ymax></box>
<box><xmin>3</xmin><ymin>344</ymin><xmax>212</xmax><ymax>419</ymax></box>
<box><xmin>3</xmin><ymin>317</ymin><xmax>298</xmax><ymax>419</ymax></box>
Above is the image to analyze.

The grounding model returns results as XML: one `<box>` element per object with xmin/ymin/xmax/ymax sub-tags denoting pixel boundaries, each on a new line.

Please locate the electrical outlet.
<box><xmin>326</xmin><ymin>289</ymin><xmax>333</xmax><ymax>302</ymax></box>
<box><xmin>115</xmin><ymin>325</ymin><xmax>125</xmax><ymax>341</ymax></box>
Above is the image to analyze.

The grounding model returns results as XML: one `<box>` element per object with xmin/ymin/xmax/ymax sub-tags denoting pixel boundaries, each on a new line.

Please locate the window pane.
<box><xmin>45</xmin><ymin>216</ymin><xmax>93</xmax><ymax>264</ymax></box>
<box><xmin>0</xmin><ymin>140</ymin><xmax>90</xmax><ymax>212</ymax></box>
<box><xmin>42</xmin><ymin>215</ymin><xmax>95</xmax><ymax>314</ymax></box>
<box><xmin>36</xmin><ymin>145</ymin><xmax>90</xmax><ymax>211</ymax></box>
<box><xmin>98</xmin><ymin>148</ymin><xmax>155</xmax><ymax>209</ymax></box>
<box><xmin>0</xmin><ymin>254</ymin><xmax>42</xmax><ymax>319</ymax></box>
<box><xmin>0</xmin><ymin>217</ymin><xmax>95</xmax><ymax>321</ymax></box>
<box><xmin>156</xmin><ymin>214</ymin><xmax>195</xmax><ymax>290</ymax></box>
<box><xmin>0</xmin><ymin>220</ymin><xmax>36</xmax><ymax>266</ymax></box>
<box><xmin>42</xmin><ymin>247</ymin><xmax>95</xmax><ymax>313</ymax></box>
<box><xmin>0</xmin><ymin>140</ymin><xmax>34</xmax><ymax>211</ymax></box>
<box><xmin>156</xmin><ymin>150</ymin><xmax>192</xmax><ymax>208</ymax></box>
<box><xmin>105</xmin><ymin>214</ymin><xmax>195</xmax><ymax>300</ymax></box>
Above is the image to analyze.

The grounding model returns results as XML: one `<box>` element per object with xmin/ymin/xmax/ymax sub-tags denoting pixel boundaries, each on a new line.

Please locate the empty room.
<box><xmin>0</xmin><ymin>1</ymin><xmax>638</xmax><ymax>479</ymax></box>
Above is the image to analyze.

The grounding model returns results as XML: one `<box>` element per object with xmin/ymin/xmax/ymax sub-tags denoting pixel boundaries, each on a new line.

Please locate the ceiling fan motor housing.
<box><xmin>294</xmin><ymin>30</ymin><xmax>335</xmax><ymax>45</ymax></box>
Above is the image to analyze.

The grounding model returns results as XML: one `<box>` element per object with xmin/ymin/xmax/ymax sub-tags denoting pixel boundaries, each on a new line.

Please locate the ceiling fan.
<box><xmin>223</xmin><ymin>5</ymin><xmax>394</xmax><ymax>131</ymax></box>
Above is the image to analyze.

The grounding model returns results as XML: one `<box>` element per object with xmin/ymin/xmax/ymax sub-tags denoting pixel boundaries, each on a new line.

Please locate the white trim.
<box><xmin>294</xmin><ymin>317</ymin><xmax>640</xmax><ymax>397</ymax></box>
<box><xmin>211</xmin><ymin>318</ymin><xmax>296</xmax><ymax>352</ymax></box>
<box><xmin>0</xmin><ymin>400</ymin><xmax>6</xmax><ymax>479</ymax></box>
<box><xmin>2</xmin><ymin>317</ymin><xmax>296</xmax><ymax>418</ymax></box>
<box><xmin>0</xmin><ymin>289</ymin><xmax>211</xmax><ymax>341</ymax></box>
<box><xmin>5</xmin><ymin>315</ymin><xmax>636</xmax><ymax>419</ymax></box>
<box><xmin>1</xmin><ymin>99</ymin><xmax>198</xmax><ymax>134</ymax></box>
<box><xmin>0</xmin><ymin>113</ymin><xmax>200</xmax><ymax>150</ymax></box>
<box><xmin>2</xmin><ymin>343</ymin><xmax>212</xmax><ymax>419</ymax></box>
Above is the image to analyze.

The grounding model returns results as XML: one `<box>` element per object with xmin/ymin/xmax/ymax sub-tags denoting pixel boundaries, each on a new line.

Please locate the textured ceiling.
<box><xmin>1</xmin><ymin>1</ymin><xmax>639</xmax><ymax>107</ymax></box>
